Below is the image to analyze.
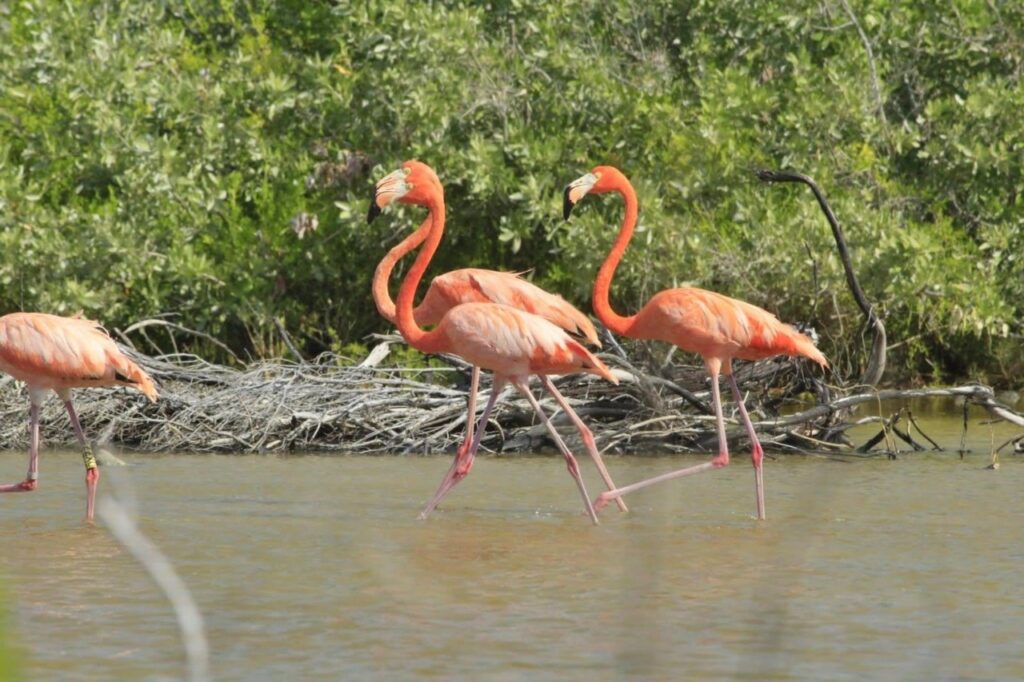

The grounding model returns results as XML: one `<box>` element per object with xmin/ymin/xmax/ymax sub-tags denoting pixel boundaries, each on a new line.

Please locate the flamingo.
<box><xmin>368</xmin><ymin>167</ymin><xmax>626</xmax><ymax>513</ymax></box>
<box><xmin>563</xmin><ymin>166</ymin><xmax>828</xmax><ymax>520</ymax></box>
<box><xmin>0</xmin><ymin>312</ymin><xmax>158</xmax><ymax>521</ymax></box>
<box><xmin>369</xmin><ymin>160</ymin><xmax>620</xmax><ymax>524</ymax></box>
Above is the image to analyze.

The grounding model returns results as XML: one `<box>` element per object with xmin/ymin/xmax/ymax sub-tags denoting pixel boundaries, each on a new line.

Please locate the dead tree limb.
<box><xmin>757</xmin><ymin>169</ymin><xmax>886</xmax><ymax>387</ymax></box>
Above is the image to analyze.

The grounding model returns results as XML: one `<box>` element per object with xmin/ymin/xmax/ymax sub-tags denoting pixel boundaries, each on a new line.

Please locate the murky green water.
<box><xmin>2</xmin><ymin>401</ymin><xmax>1022</xmax><ymax>680</ymax></box>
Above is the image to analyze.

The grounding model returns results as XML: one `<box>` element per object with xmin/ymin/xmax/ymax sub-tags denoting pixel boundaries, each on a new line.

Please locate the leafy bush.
<box><xmin>1</xmin><ymin>1</ymin><xmax>1020</xmax><ymax>383</ymax></box>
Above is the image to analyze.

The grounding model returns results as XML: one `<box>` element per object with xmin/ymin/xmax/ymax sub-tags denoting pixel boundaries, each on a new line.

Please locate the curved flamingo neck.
<box><xmin>396</xmin><ymin>191</ymin><xmax>447</xmax><ymax>353</ymax></box>
<box><xmin>592</xmin><ymin>176</ymin><xmax>639</xmax><ymax>335</ymax></box>
<box><xmin>372</xmin><ymin>216</ymin><xmax>432</xmax><ymax>323</ymax></box>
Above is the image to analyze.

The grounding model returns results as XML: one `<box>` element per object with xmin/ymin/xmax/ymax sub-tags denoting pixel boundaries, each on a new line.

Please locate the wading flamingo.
<box><xmin>0</xmin><ymin>312</ymin><xmax>158</xmax><ymax>520</ymax></box>
<box><xmin>369</xmin><ymin>160</ymin><xmax>620</xmax><ymax>524</ymax></box>
<box><xmin>564</xmin><ymin>166</ymin><xmax>827</xmax><ymax>520</ymax></box>
<box><xmin>369</xmin><ymin>168</ymin><xmax>626</xmax><ymax>513</ymax></box>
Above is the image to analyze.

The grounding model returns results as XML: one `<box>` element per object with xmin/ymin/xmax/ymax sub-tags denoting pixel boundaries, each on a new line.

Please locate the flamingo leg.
<box><xmin>511</xmin><ymin>379</ymin><xmax>599</xmax><ymax>525</ymax></box>
<box><xmin>427</xmin><ymin>366</ymin><xmax>482</xmax><ymax>500</ymax></box>
<box><xmin>463</xmin><ymin>365</ymin><xmax>480</xmax><ymax>448</ymax></box>
<box><xmin>418</xmin><ymin>377</ymin><xmax>506</xmax><ymax>520</ymax></box>
<box><xmin>593</xmin><ymin>367</ymin><xmax>730</xmax><ymax>512</ymax></box>
<box><xmin>728</xmin><ymin>375</ymin><xmax>766</xmax><ymax>520</ymax></box>
<box><xmin>539</xmin><ymin>376</ymin><xmax>628</xmax><ymax>513</ymax></box>
<box><xmin>0</xmin><ymin>402</ymin><xmax>41</xmax><ymax>493</ymax></box>
<box><xmin>64</xmin><ymin>399</ymin><xmax>98</xmax><ymax>522</ymax></box>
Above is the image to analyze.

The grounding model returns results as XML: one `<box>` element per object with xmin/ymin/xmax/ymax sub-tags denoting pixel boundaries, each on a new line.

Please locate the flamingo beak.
<box><xmin>562</xmin><ymin>173</ymin><xmax>599</xmax><ymax>220</ymax></box>
<box><xmin>366</xmin><ymin>199</ymin><xmax>383</xmax><ymax>223</ymax></box>
<box><xmin>367</xmin><ymin>168</ymin><xmax>411</xmax><ymax>224</ymax></box>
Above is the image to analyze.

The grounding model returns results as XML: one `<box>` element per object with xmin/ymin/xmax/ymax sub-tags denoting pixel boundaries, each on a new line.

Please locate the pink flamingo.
<box><xmin>370</xmin><ymin>160</ymin><xmax>620</xmax><ymax>523</ymax></box>
<box><xmin>564</xmin><ymin>166</ymin><xmax>828</xmax><ymax>520</ymax></box>
<box><xmin>369</xmin><ymin>168</ymin><xmax>626</xmax><ymax>513</ymax></box>
<box><xmin>0</xmin><ymin>312</ymin><xmax>158</xmax><ymax>520</ymax></box>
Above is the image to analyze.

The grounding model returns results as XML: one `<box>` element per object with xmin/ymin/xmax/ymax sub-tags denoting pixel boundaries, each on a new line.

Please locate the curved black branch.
<box><xmin>757</xmin><ymin>169</ymin><xmax>886</xmax><ymax>387</ymax></box>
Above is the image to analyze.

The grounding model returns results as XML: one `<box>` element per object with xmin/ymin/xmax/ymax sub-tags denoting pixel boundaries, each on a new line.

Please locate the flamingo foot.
<box><xmin>454</xmin><ymin>453</ymin><xmax>474</xmax><ymax>478</ymax></box>
<box><xmin>0</xmin><ymin>479</ymin><xmax>38</xmax><ymax>493</ymax></box>
<box><xmin>593</xmin><ymin>492</ymin><xmax>613</xmax><ymax>513</ymax></box>
<box><xmin>751</xmin><ymin>441</ymin><xmax>764</xmax><ymax>469</ymax></box>
<box><xmin>418</xmin><ymin>449</ymin><xmax>474</xmax><ymax>520</ymax></box>
<box><xmin>561</xmin><ymin>456</ymin><xmax>599</xmax><ymax>525</ymax></box>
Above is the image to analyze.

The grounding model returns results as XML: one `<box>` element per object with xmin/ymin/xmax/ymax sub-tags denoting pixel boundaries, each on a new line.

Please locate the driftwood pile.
<box><xmin>0</xmin><ymin>335</ymin><xmax>1020</xmax><ymax>457</ymax></box>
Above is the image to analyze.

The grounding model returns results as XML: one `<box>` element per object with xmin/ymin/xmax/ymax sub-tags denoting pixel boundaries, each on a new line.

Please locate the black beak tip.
<box><xmin>756</xmin><ymin>169</ymin><xmax>776</xmax><ymax>182</ymax></box>
<box><xmin>367</xmin><ymin>200</ymin><xmax>381</xmax><ymax>224</ymax></box>
<box><xmin>562</xmin><ymin>186</ymin><xmax>575</xmax><ymax>221</ymax></box>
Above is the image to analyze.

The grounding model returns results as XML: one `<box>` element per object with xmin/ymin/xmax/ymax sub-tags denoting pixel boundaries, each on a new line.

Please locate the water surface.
<box><xmin>1</xmin><ymin>403</ymin><xmax>1022</xmax><ymax>680</ymax></box>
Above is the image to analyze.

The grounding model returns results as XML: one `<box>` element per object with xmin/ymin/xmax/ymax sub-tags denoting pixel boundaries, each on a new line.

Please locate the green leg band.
<box><xmin>82</xmin><ymin>445</ymin><xmax>97</xmax><ymax>471</ymax></box>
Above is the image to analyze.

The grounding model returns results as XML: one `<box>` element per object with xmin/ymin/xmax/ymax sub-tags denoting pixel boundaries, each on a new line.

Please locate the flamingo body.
<box><xmin>0</xmin><ymin>312</ymin><xmax>157</xmax><ymax>520</ymax></box>
<box><xmin>435</xmin><ymin>302</ymin><xmax>612</xmax><ymax>381</ymax></box>
<box><xmin>0</xmin><ymin>313</ymin><xmax>158</xmax><ymax>398</ymax></box>
<box><xmin>626</xmin><ymin>288</ymin><xmax>827</xmax><ymax>365</ymax></box>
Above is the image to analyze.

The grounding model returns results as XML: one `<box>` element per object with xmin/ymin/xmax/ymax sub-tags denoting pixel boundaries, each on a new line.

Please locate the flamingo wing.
<box><xmin>440</xmin><ymin>303</ymin><xmax>616</xmax><ymax>382</ymax></box>
<box><xmin>0</xmin><ymin>313</ymin><xmax>158</xmax><ymax>399</ymax></box>
<box><xmin>408</xmin><ymin>269</ymin><xmax>599</xmax><ymax>348</ymax></box>
<box><xmin>635</xmin><ymin>289</ymin><xmax>827</xmax><ymax>367</ymax></box>
<box><xmin>464</xmin><ymin>270</ymin><xmax>600</xmax><ymax>346</ymax></box>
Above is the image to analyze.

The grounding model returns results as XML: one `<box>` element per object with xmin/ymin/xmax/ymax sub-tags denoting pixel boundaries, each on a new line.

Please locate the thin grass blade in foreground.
<box><xmin>98</xmin><ymin>495</ymin><xmax>210</xmax><ymax>682</ymax></box>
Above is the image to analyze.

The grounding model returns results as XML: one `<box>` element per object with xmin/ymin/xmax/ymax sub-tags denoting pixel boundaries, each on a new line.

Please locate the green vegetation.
<box><xmin>1</xmin><ymin>1</ymin><xmax>1021</xmax><ymax>384</ymax></box>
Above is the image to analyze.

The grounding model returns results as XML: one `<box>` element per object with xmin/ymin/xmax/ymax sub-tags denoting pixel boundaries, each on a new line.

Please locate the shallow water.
<box><xmin>1</xmin><ymin>402</ymin><xmax>1023</xmax><ymax>680</ymax></box>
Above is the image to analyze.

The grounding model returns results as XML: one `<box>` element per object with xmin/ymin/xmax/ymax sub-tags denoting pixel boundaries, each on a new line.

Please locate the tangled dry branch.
<box><xmin>0</xmin><ymin>337</ymin><xmax>1020</xmax><ymax>458</ymax></box>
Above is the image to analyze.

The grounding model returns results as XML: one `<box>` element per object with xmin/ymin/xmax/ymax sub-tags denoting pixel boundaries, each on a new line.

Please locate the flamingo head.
<box><xmin>367</xmin><ymin>160</ymin><xmax>442</xmax><ymax>223</ymax></box>
<box><xmin>562</xmin><ymin>165</ymin><xmax>627</xmax><ymax>220</ymax></box>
